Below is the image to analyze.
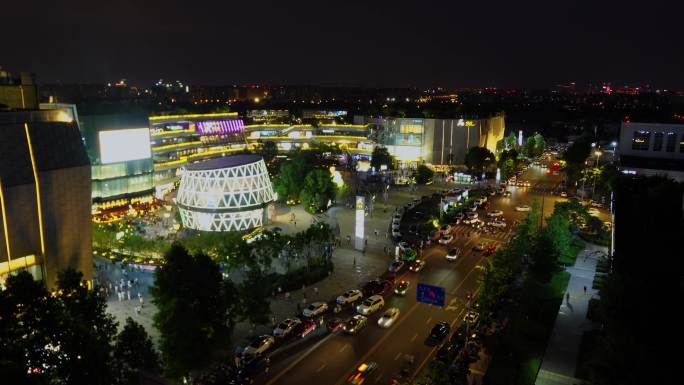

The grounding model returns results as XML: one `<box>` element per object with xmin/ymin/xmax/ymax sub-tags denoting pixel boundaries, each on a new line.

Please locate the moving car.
<box><xmin>377</xmin><ymin>308</ymin><xmax>400</xmax><ymax>328</ymax></box>
<box><xmin>302</xmin><ymin>302</ymin><xmax>329</xmax><ymax>318</ymax></box>
<box><xmin>515</xmin><ymin>205</ymin><xmax>531</xmax><ymax>212</ymax></box>
<box><xmin>440</xmin><ymin>224</ymin><xmax>452</xmax><ymax>235</ymax></box>
<box><xmin>391</xmin><ymin>229</ymin><xmax>401</xmax><ymax>238</ymax></box>
<box><xmin>337</xmin><ymin>289</ymin><xmax>363</xmax><ymax>305</ymax></box>
<box><xmin>394</xmin><ymin>280</ymin><xmax>410</xmax><ymax>295</ymax></box>
<box><xmin>484</xmin><ymin>245</ymin><xmax>497</xmax><ymax>256</ymax></box>
<box><xmin>273</xmin><ymin>318</ymin><xmax>301</xmax><ymax>337</ymax></box>
<box><xmin>488</xmin><ymin>220</ymin><xmax>506</xmax><ymax>228</ymax></box>
<box><xmin>446</xmin><ymin>248</ymin><xmax>460</xmax><ymax>261</ymax></box>
<box><xmin>560</xmin><ymin>191</ymin><xmax>567</xmax><ymax>197</ymax></box>
<box><xmin>487</xmin><ymin>210</ymin><xmax>503</xmax><ymax>217</ymax></box>
<box><xmin>326</xmin><ymin>318</ymin><xmax>344</xmax><ymax>333</ymax></box>
<box><xmin>466</xmin><ymin>212</ymin><xmax>479</xmax><ymax>220</ymax></box>
<box><xmin>361</xmin><ymin>279</ymin><xmax>391</xmax><ymax>297</ymax></box>
<box><xmin>438</xmin><ymin>234</ymin><xmax>454</xmax><ymax>244</ymax></box>
<box><xmin>409</xmin><ymin>259</ymin><xmax>426</xmax><ymax>272</ymax></box>
<box><xmin>344</xmin><ymin>315</ymin><xmax>368</xmax><ymax>334</ymax></box>
<box><xmin>474</xmin><ymin>242</ymin><xmax>486</xmax><ymax>251</ymax></box>
<box><xmin>292</xmin><ymin>318</ymin><xmax>317</xmax><ymax>338</ymax></box>
<box><xmin>503</xmin><ymin>191</ymin><xmax>512</xmax><ymax>197</ymax></box>
<box><xmin>429</xmin><ymin>321</ymin><xmax>451</xmax><ymax>340</ymax></box>
<box><xmin>357</xmin><ymin>295</ymin><xmax>384</xmax><ymax>315</ymax></box>
<box><xmin>388</xmin><ymin>260</ymin><xmax>405</xmax><ymax>273</ymax></box>
<box><xmin>243</xmin><ymin>335</ymin><xmax>275</xmax><ymax>356</ymax></box>
<box><xmin>347</xmin><ymin>361</ymin><xmax>377</xmax><ymax>384</ymax></box>
<box><xmin>463</xmin><ymin>310</ymin><xmax>480</xmax><ymax>326</ymax></box>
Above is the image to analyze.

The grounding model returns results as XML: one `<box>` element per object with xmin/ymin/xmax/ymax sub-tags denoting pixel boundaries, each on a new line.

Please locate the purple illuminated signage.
<box><xmin>196</xmin><ymin>119</ymin><xmax>245</xmax><ymax>134</ymax></box>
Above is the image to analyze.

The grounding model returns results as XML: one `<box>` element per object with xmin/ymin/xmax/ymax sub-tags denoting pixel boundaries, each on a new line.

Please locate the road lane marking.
<box><xmin>394</xmin><ymin>352</ymin><xmax>402</xmax><ymax>361</ymax></box>
<box><xmin>339</xmin><ymin>344</ymin><xmax>348</xmax><ymax>353</ymax></box>
<box><xmin>265</xmin><ymin>333</ymin><xmax>334</xmax><ymax>385</ymax></box>
<box><xmin>316</xmin><ymin>363</ymin><xmax>327</xmax><ymax>373</ymax></box>
<box><xmin>425</xmin><ymin>317</ymin><xmax>432</xmax><ymax>324</ymax></box>
<box><xmin>411</xmin><ymin>333</ymin><xmax>418</xmax><ymax>341</ymax></box>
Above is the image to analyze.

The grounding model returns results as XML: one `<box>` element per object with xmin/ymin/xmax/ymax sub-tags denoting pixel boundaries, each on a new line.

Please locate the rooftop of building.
<box><xmin>186</xmin><ymin>154</ymin><xmax>263</xmax><ymax>171</ymax></box>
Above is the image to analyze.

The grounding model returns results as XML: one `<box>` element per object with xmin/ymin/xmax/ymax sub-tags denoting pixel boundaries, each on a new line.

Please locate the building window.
<box><xmin>652</xmin><ymin>132</ymin><xmax>663</xmax><ymax>151</ymax></box>
<box><xmin>631</xmin><ymin>130</ymin><xmax>650</xmax><ymax>151</ymax></box>
<box><xmin>665</xmin><ymin>132</ymin><xmax>676</xmax><ymax>152</ymax></box>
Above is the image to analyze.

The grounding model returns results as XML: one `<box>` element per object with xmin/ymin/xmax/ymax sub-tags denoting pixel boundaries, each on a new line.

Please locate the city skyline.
<box><xmin>3</xmin><ymin>0</ymin><xmax>683</xmax><ymax>89</ymax></box>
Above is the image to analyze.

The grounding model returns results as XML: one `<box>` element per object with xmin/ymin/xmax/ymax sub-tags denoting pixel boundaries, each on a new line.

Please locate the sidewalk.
<box><xmin>535</xmin><ymin>241</ymin><xmax>606</xmax><ymax>385</ymax></box>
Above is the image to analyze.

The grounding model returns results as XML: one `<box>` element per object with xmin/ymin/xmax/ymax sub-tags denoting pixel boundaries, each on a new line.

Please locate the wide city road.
<box><xmin>253</xmin><ymin>164</ymin><xmax>605</xmax><ymax>385</ymax></box>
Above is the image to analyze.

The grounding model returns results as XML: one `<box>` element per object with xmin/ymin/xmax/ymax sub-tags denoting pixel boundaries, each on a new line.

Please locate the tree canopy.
<box><xmin>464</xmin><ymin>146</ymin><xmax>496</xmax><ymax>174</ymax></box>
<box><xmin>370</xmin><ymin>146</ymin><xmax>394</xmax><ymax>170</ymax></box>
<box><xmin>415</xmin><ymin>164</ymin><xmax>434</xmax><ymax>184</ymax></box>
<box><xmin>299</xmin><ymin>168</ymin><xmax>337</xmax><ymax>213</ymax></box>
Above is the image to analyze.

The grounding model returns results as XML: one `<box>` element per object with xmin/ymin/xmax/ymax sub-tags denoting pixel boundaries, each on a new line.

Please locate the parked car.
<box><xmin>302</xmin><ymin>302</ymin><xmax>329</xmax><ymax>318</ymax></box>
<box><xmin>409</xmin><ymin>259</ymin><xmax>426</xmax><ymax>272</ymax></box>
<box><xmin>429</xmin><ymin>322</ymin><xmax>451</xmax><ymax>340</ymax></box>
<box><xmin>438</xmin><ymin>234</ymin><xmax>454</xmax><ymax>245</ymax></box>
<box><xmin>357</xmin><ymin>295</ymin><xmax>385</xmax><ymax>315</ymax></box>
<box><xmin>344</xmin><ymin>315</ymin><xmax>368</xmax><ymax>334</ymax></box>
<box><xmin>487</xmin><ymin>210</ymin><xmax>503</xmax><ymax>217</ymax></box>
<box><xmin>337</xmin><ymin>289</ymin><xmax>363</xmax><ymax>305</ymax></box>
<box><xmin>273</xmin><ymin>318</ymin><xmax>301</xmax><ymax>337</ymax></box>
<box><xmin>391</xmin><ymin>229</ymin><xmax>401</xmax><ymax>238</ymax></box>
<box><xmin>243</xmin><ymin>335</ymin><xmax>275</xmax><ymax>356</ymax></box>
<box><xmin>394</xmin><ymin>280</ymin><xmax>410</xmax><ymax>295</ymax></box>
<box><xmin>377</xmin><ymin>308</ymin><xmax>400</xmax><ymax>328</ymax></box>
<box><xmin>560</xmin><ymin>191</ymin><xmax>568</xmax><ymax>197</ymax></box>
<box><xmin>446</xmin><ymin>248</ymin><xmax>460</xmax><ymax>261</ymax></box>
<box><xmin>515</xmin><ymin>205</ymin><xmax>531</xmax><ymax>212</ymax></box>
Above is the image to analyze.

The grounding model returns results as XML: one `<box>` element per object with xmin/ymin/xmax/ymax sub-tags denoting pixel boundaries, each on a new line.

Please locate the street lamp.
<box><xmin>591</xmin><ymin>151</ymin><xmax>602</xmax><ymax>199</ymax></box>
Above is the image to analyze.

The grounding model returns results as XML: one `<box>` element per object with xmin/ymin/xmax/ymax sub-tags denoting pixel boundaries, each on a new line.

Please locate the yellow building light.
<box><xmin>0</xmin><ymin>178</ymin><xmax>11</xmax><ymax>262</ymax></box>
<box><xmin>148</xmin><ymin>112</ymin><xmax>238</xmax><ymax>121</ymax></box>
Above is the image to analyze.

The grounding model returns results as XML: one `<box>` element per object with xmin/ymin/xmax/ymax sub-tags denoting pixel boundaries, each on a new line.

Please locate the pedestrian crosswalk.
<box><xmin>449</xmin><ymin>224</ymin><xmax>513</xmax><ymax>243</ymax></box>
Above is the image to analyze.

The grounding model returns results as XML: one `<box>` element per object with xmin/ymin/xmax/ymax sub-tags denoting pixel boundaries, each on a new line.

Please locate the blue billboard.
<box><xmin>416</xmin><ymin>283</ymin><xmax>446</xmax><ymax>307</ymax></box>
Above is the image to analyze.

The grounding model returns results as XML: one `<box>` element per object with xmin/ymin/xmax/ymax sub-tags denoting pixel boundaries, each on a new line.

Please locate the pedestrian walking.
<box><xmin>353</xmin><ymin>256</ymin><xmax>356</xmax><ymax>266</ymax></box>
<box><xmin>294</xmin><ymin>221</ymin><xmax>297</xmax><ymax>227</ymax></box>
<box><xmin>139</xmin><ymin>296</ymin><xmax>144</xmax><ymax>307</ymax></box>
<box><xmin>566</xmin><ymin>292</ymin><xmax>570</xmax><ymax>303</ymax></box>
<box><xmin>314</xmin><ymin>287</ymin><xmax>319</xmax><ymax>297</ymax></box>
<box><xmin>374</xmin><ymin>229</ymin><xmax>378</xmax><ymax>238</ymax></box>
<box><xmin>583</xmin><ymin>286</ymin><xmax>587</xmax><ymax>295</ymax></box>
<box><xmin>117</xmin><ymin>292</ymin><xmax>122</xmax><ymax>302</ymax></box>
<box><xmin>127</xmin><ymin>290</ymin><xmax>131</xmax><ymax>301</ymax></box>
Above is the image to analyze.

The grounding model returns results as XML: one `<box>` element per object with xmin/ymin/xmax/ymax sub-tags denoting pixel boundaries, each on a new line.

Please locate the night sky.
<box><xmin>3</xmin><ymin>0</ymin><xmax>682</xmax><ymax>88</ymax></box>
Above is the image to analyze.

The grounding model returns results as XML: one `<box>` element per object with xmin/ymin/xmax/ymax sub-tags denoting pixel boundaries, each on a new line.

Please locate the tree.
<box><xmin>498</xmin><ymin>148</ymin><xmax>518</xmax><ymax>181</ymax></box>
<box><xmin>260</xmin><ymin>141</ymin><xmax>278</xmax><ymax>163</ymax></box>
<box><xmin>564</xmin><ymin>135</ymin><xmax>592</xmax><ymax>164</ymax></box>
<box><xmin>238</xmin><ymin>269</ymin><xmax>272</xmax><ymax>326</ymax></box>
<box><xmin>299</xmin><ymin>169</ymin><xmax>337</xmax><ymax>213</ymax></box>
<box><xmin>151</xmin><ymin>244</ymin><xmax>235</xmax><ymax>379</ymax></box>
<box><xmin>505</xmin><ymin>132</ymin><xmax>518</xmax><ymax>150</ymax></box>
<box><xmin>415</xmin><ymin>164</ymin><xmax>434</xmax><ymax>184</ymax></box>
<box><xmin>464</xmin><ymin>147</ymin><xmax>495</xmax><ymax>175</ymax></box>
<box><xmin>54</xmin><ymin>269</ymin><xmax>119</xmax><ymax>385</ymax></box>
<box><xmin>371</xmin><ymin>146</ymin><xmax>394</xmax><ymax>170</ymax></box>
<box><xmin>113</xmin><ymin>318</ymin><xmax>161</xmax><ymax>385</ymax></box>
<box><xmin>533</xmin><ymin>133</ymin><xmax>546</xmax><ymax>156</ymax></box>
<box><xmin>272</xmin><ymin>151</ymin><xmax>316</xmax><ymax>201</ymax></box>
<box><xmin>524</xmin><ymin>136</ymin><xmax>537</xmax><ymax>158</ymax></box>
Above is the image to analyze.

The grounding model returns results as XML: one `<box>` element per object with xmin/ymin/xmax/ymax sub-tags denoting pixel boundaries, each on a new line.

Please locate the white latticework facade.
<box><xmin>177</xmin><ymin>157</ymin><xmax>275</xmax><ymax>231</ymax></box>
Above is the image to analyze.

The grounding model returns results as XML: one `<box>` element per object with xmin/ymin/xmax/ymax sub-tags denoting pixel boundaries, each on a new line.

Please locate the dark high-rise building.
<box><xmin>0</xmin><ymin>109</ymin><xmax>92</xmax><ymax>288</ymax></box>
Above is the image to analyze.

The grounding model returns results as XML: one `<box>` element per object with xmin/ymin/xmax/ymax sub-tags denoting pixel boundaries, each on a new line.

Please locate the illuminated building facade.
<box><xmin>618</xmin><ymin>122</ymin><xmax>684</xmax><ymax>182</ymax></box>
<box><xmin>176</xmin><ymin>155</ymin><xmax>275</xmax><ymax>232</ymax></box>
<box><xmin>365</xmin><ymin>115</ymin><xmax>505</xmax><ymax>165</ymax></box>
<box><xmin>148</xmin><ymin>112</ymin><xmax>248</xmax><ymax>195</ymax></box>
<box><xmin>0</xmin><ymin>109</ymin><xmax>92</xmax><ymax>288</ymax></box>
<box><xmin>245</xmin><ymin>123</ymin><xmax>371</xmax><ymax>152</ymax></box>
<box><xmin>0</xmin><ymin>69</ymin><xmax>38</xmax><ymax>110</ymax></box>
<box><xmin>79</xmin><ymin>114</ymin><xmax>155</xmax><ymax>214</ymax></box>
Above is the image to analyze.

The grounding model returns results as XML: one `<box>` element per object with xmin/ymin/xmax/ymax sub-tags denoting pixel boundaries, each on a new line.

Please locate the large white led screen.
<box><xmin>99</xmin><ymin>128</ymin><xmax>151</xmax><ymax>164</ymax></box>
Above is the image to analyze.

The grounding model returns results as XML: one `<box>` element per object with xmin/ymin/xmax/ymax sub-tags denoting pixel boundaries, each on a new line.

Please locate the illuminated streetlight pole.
<box><xmin>591</xmin><ymin>150</ymin><xmax>602</xmax><ymax>199</ymax></box>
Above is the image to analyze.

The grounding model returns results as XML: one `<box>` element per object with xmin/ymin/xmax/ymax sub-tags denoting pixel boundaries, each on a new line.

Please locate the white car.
<box><xmin>438</xmin><ymin>234</ymin><xmax>454</xmax><ymax>244</ymax></box>
<box><xmin>393</xmin><ymin>213</ymin><xmax>402</xmax><ymax>221</ymax></box>
<box><xmin>392</xmin><ymin>223</ymin><xmax>400</xmax><ymax>230</ymax></box>
<box><xmin>391</xmin><ymin>229</ymin><xmax>402</xmax><ymax>238</ymax></box>
<box><xmin>398</xmin><ymin>241</ymin><xmax>410</xmax><ymax>250</ymax></box>
<box><xmin>302</xmin><ymin>302</ymin><xmax>329</xmax><ymax>318</ymax></box>
<box><xmin>467</xmin><ymin>212</ymin><xmax>478</xmax><ymax>219</ymax></box>
<box><xmin>243</xmin><ymin>335</ymin><xmax>275</xmax><ymax>356</ymax></box>
<box><xmin>489</xmin><ymin>221</ymin><xmax>507</xmax><ymax>228</ymax></box>
<box><xmin>515</xmin><ymin>205</ymin><xmax>531</xmax><ymax>212</ymax></box>
<box><xmin>446</xmin><ymin>248</ymin><xmax>460</xmax><ymax>261</ymax></box>
<box><xmin>377</xmin><ymin>307</ymin><xmax>400</xmax><ymax>328</ymax></box>
<box><xmin>357</xmin><ymin>295</ymin><xmax>384</xmax><ymax>315</ymax></box>
<box><xmin>337</xmin><ymin>289</ymin><xmax>363</xmax><ymax>305</ymax></box>
<box><xmin>560</xmin><ymin>191</ymin><xmax>568</xmax><ymax>197</ymax></box>
<box><xmin>588</xmin><ymin>208</ymin><xmax>600</xmax><ymax>217</ymax></box>
<box><xmin>487</xmin><ymin>210</ymin><xmax>503</xmax><ymax>217</ymax></box>
<box><xmin>440</xmin><ymin>224</ymin><xmax>452</xmax><ymax>235</ymax></box>
<box><xmin>273</xmin><ymin>318</ymin><xmax>301</xmax><ymax>337</ymax></box>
